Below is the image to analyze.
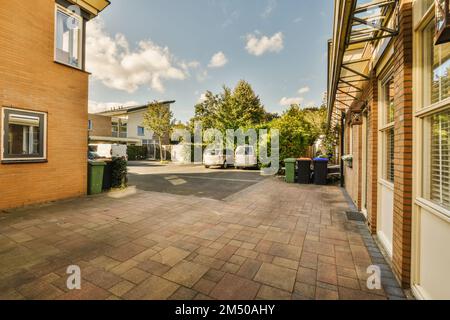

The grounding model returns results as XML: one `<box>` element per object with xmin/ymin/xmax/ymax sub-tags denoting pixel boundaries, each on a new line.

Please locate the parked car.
<box><xmin>204</xmin><ymin>149</ymin><xmax>235</xmax><ymax>169</ymax></box>
<box><xmin>235</xmin><ymin>145</ymin><xmax>258</xmax><ymax>169</ymax></box>
<box><xmin>89</xmin><ymin>144</ymin><xmax>128</xmax><ymax>160</ymax></box>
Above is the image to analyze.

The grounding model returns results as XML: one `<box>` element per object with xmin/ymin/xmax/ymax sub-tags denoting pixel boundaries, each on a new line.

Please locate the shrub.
<box><xmin>127</xmin><ymin>146</ymin><xmax>147</xmax><ymax>161</ymax></box>
<box><xmin>111</xmin><ymin>157</ymin><xmax>128</xmax><ymax>188</ymax></box>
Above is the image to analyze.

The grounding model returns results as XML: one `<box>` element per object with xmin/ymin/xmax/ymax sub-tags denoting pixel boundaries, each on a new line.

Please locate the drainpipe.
<box><xmin>340</xmin><ymin>111</ymin><xmax>346</xmax><ymax>188</ymax></box>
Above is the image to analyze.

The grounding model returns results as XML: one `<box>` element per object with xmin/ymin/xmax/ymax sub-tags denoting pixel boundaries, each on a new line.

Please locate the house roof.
<box><xmin>96</xmin><ymin>101</ymin><xmax>176</xmax><ymax>117</ymax></box>
<box><xmin>68</xmin><ymin>0</ymin><xmax>110</xmax><ymax>18</ymax></box>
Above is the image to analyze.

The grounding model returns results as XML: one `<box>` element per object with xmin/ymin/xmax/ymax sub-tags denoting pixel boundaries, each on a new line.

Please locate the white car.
<box><xmin>204</xmin><ymin>149</ymin><xmax>235</xmax><ymax>169</ymax></box>
<box><xmin>89</xmin><ymin>144</ymin><xmax>128</xmax><ymax>160</ymax></box>
<box><xmin>235</xmin><ymin>145</ymin><xmax>258</xmax><ymax>169</ymax></box>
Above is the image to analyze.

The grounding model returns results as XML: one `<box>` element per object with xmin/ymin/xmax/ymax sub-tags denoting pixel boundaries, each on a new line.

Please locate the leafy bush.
<box><xmin>111</xmin><ymin>157</ymin><xmax>128</xmax><ymax>188</ymax></box>
<box><xmin>127</xmin><ymin>146</ymin><xmax>147</xmax><ymax>161</ymax></box>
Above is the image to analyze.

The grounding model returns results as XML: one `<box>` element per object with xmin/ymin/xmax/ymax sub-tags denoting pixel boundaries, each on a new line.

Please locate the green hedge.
<box><xmin>111</xmin><ymin>157</ymin><xmax>128</xmax><ymax>188</ymax></box>
<box><xmin>127</xmin><ymin>146</ymin><xmax>148</xmax><ymax>161</ymax></box>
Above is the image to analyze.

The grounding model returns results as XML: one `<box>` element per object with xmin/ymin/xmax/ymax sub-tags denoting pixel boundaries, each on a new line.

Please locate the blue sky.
<box><xmin>87</xmin><ymin>0</ymin><xmax>333</xmax><ymax>122</ymax></box>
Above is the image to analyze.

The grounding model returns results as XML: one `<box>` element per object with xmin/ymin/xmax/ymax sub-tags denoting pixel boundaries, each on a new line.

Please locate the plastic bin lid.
<box><xmin>88</xmin><ymin>160</ymin><xmax>107</xmax><ymax>166</ymax></box>
<box><xmin>284</xmin><ymin>158</ymin><xmax>297</xmax><ymax>163</ymax></box>
<box><xmin>297</xmin><ymin>158</ymin><xmax>312</xmax><ymax>161</ymax></box>
<box><xmin>313</xmin><ymin>157</ymin><xmax>329</xmax><ymax>162</ymax></box>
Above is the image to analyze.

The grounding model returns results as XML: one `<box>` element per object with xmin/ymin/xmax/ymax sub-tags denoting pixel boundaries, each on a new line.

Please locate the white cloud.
<box><xmin>196</xmin><ymin>69</ymin><xmax>209</xmax><ymax>82</ymax></box>
<box><xmin>86</xmin><ymin>19</ymin><xmax>196</xmax><ymax>93</ymax></box>
<box><xmin>88</xmin><ymin>100</ymin><xmax>139</xmax><ymax>114</ymax></box>
<box><xmin>198</xmin><ymin>93</ymin><xmax>208</xmax><ymax>103</ymax></box>
<box><xmin>208</xmin><ymin>51</ymin><xmax>228</xmax><ymax>68</ymax></box>
<box><xmin>298</xmin><ymin>86</ymin><xmax>310</xmax><ymax>95</ymax></box>
<box><xmin>222</xmin><ymin>10</ymin><xmax>240</xmax><ymax>28</ymax></box>
<box><xmin>293</xmin><ymin>17</ymin><xmax>303</xmax><ymax>23</ymax></box>
<box><xmin>261</xmin><ymin>0</ymin><xmax>277</xmax><ymax>18</ymax></box>
<box><xmin>245</xmin><ymin>32</ymin><xmax>284</xmax><ymax>56</ymax></box>
<box><xmin>305</xmin><ymin>100</ymin><xmax>317</xmax><ymax>108</ymax></box>
<box><xmin>279</xmin><ymin>97</ymin><xmax>304</xmax><ymax>106</ymax></box>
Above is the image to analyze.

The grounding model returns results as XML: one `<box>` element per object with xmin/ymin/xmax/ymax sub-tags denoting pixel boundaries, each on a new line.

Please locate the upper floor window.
<box><xmin>1</xmin><ymin>108</ymin><xmax>47</xmax><ymax>163</ymax></box>
<box><xmin>137</xmin><ymin>126</ymin><xmax>145</xmax><ymax>136</ymax></box>
<box><xmin>55</xmin><ymin>5</ymin><xmax>83</xmax><ymax>69</ymax></box>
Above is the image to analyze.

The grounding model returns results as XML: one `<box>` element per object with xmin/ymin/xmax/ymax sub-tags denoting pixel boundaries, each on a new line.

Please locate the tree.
<box><xmin>143</xmin><ymin>101</ymin><xmax>173</xmax><ymax>162</ymax></box>
<box><xmin>191</xmin><ymin>80</ymin><xmax>268</xmax><ymax>132</ymax></box>
<box><xmin>229</xmin><ymin>80</ymin><xmax>266</xmax><ymax>128</ymax></box>
<box><xmin>268</xmin><ymin>104</ymin><xmax>327</xmax><ymax>161</ymax></box>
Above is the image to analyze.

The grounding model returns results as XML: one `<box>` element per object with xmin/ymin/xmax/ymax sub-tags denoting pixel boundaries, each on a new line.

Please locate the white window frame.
<box><xmin>54</xmin><ymin>4</ymin><xmax>84</xmax><ymax>69</ymax></box>
<box><xmin>414</xmin><ymin>1</ymin><xmax>450</xmax><ymax>217</ymax></box>
<box><xmin>1</xmin><ymin>107</ymin><xmax>48</xmax><ymax>162</ymax></box>
<box><xmin>379</xmin><ymin>71</ymin><xmax>396</xmax><ymax>185</ymax></box>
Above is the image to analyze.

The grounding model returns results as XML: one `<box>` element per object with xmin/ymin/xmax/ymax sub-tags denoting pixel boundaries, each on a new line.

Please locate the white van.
<box><xmin>235</xmin><ymin>145</ymin><xmax>258</xmax><ymax>169</ymax></box>
<box><xmin>89</xmin><ymin>144</ymin><xmax>128</xmax><ymax>160</ymax></box>
<box><xmin>204</xmin><ymin>149</ymin><xmax>235</xmax><ymax>169</ymax></box>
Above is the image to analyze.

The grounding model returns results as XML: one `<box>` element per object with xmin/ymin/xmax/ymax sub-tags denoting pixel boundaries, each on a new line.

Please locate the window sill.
<box><xmin>54</xmin><ymin>60</ymin><xmax>91</xmax><ymax>75</ymax></box>
<box><xmin>1</xmin><ymin>159</ymin><xmax>48</xmax><ymax>165</ymax></box>
<box><xmin>415</xmin><ymin>197</ymin><xmax>450</xmax><ymax>223</ymax></box>
<box><xmin>378</xmin><ymin>178</ymin><xmax>394</xmax><ymax>190</ymax></box>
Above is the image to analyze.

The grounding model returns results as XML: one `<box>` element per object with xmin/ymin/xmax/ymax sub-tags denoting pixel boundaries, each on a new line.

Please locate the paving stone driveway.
<box><xmin>0</xmin><ymin>178</ymin><xmax>405</xmax><ymax>300</ymax></box>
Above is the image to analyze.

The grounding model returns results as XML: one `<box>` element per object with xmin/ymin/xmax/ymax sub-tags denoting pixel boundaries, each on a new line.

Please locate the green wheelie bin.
<box><xmin>284</xmin><ymin>158</ymin><xmax>297</xmax><ymax>183</ymax></box>
<box><xmin>88</xmin><ymin>161</ymin><xmax>107</xmax><ymax>195</ymax></box>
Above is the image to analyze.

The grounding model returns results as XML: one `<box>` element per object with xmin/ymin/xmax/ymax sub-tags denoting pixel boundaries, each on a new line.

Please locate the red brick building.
<box><xmin>328</xmin><ymin>0</ymin><xmax>450</xmax><ymax>299</ymax></box>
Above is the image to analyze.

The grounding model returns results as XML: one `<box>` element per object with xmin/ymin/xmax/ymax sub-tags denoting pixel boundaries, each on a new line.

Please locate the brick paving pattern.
<box><xmin>0</xmin><ymin>178</ymin><xmax>406</xmax><ymax>300</ymax></box>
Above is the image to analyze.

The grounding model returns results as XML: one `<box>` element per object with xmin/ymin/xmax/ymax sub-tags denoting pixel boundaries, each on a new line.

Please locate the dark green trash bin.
<box><xmin>284</xmin><ymin>158</ymin><xmax>297</xmax><ymax>183</ymax></box>
<box><xmin>88</xmin><ymin>161</ymin><xmax>107</xmax><ymax>195</ymax></box>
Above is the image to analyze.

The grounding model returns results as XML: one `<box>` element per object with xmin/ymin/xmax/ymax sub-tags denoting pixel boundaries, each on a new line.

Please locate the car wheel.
<box><xmin>205</xmin><ymin>165</ymin><xmax>210</xmax><ymax>169</ymax></box>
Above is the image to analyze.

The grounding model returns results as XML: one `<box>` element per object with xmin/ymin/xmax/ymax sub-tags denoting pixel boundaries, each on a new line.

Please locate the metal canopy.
<box><xmin>327</xmin><ymin>0</ymin><xmax>399</xmax><ymax>129</ymax></box>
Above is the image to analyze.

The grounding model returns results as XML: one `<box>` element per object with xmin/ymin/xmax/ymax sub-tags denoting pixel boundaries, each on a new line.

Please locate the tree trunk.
<box><xmin>159</xmin><ymin>136</ymin><xmax>163</xmax><ymax>162</ymax></box>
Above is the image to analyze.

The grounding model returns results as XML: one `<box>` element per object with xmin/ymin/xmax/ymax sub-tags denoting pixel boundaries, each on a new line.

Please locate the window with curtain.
<box><xmin>2</xmin><ymin>108</ymin><xmax>46</xmax><ymax>161</ymax></box>
<box><xmin>55</xmin><ymin>6</ymin><xmax>82</xmax><ymax>68</ymax></box>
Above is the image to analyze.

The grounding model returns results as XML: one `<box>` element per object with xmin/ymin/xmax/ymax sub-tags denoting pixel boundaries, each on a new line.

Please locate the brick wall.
<box><xmin>366</xmin><ymin>72</ymin><xmax>379</xmax><ymax>235</ymax></box>
<box><xmin>89</xmin><ymin>114</ymin><xmax>112</xmax><ymax>137</ymax></box>
<box><xmin>391</xmin><ymin>0</ymin><xmax>413</xmax><ymax>287</ymax></box>
<box><xmin>0</xmin><ymin>0</ymin><xmax>89</xmax><ymax>209</ymax></box>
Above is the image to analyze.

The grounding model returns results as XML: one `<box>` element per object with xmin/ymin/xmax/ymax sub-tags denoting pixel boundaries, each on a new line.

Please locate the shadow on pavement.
<box><xmin>128</xmin><ymin>170</ymin><xmax>266</xmax><ymax>200</ymax></box>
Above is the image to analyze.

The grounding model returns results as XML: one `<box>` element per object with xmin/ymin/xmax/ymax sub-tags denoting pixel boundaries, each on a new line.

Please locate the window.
<box><xmin>1</xmin><ymin>108</ymin><xmax>47</xmax><ymax>162</ymax></box>
<box><xmin>112</xmin><ymin>118</ymin><xmax>127</xmax><ymax>138</ymax></box>
<box><xmin>429</xmin><ymin>110</ymin><xmax>450</xmax><ymax>209</ymax></box>
<box><xmin>386</xmin><ymin>128</ymin><xmax>395</xmax><ymax>182</ymax></box>
<box><xmin>423</xmin><ymin>20</ymin><xmax>450</xmax><ymax>106</ymax></box>
<box><xmin>55</xmin><ymin>5</ymin><xmax>83</xmax><ymax>69</ymax></box>
<box><xmin>88</xmin><ymin>120</ymin><xmax>93</xmax><ymax>131</ymax></box>
<box><xmin>420</xmin><ymin>15</ymin><xmax>450</xmax><ymax>212</ymax></box>
<box><xmin>381</xmin><ymin>76</ymin><xmax>395</xmax><ymax>183</ymax></box>
<box><xmin>137</xmin><ymin>126</ymin><xmax>145</xmax><ymax>136</ymax></box>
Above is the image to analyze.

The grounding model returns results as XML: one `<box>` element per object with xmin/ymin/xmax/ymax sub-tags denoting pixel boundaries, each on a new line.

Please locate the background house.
<box><xmin>0</xmin><ymin>0</ymin><xmax>109</xmax><ymax>210</ymax></box>
<box><xmin>90</xmin><ymin>101</ymin><xmax>175</xmax><ymax>159</ymax></box>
